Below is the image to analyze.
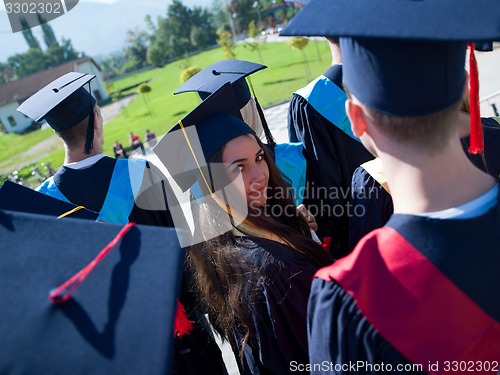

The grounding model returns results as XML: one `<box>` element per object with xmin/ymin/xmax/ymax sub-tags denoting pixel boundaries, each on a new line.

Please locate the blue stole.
<box><xmin>274</xmin><ymin>142</ymin><xmax>307</xmax><ymax>206</ymax></box>
<box><xmin>294</xmin><ymin>74</ymin><xmax>360</xmax><ymax>142</ymax></box>
<box><xmin>36</xmin><ymin>159</ymin><xmax>145</xmax><ymax>224</ymax></box>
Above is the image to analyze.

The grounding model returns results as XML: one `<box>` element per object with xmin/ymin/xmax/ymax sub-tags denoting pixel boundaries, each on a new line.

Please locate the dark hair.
<box><xmin>188</xmin><ymin>134</ymin><xmax>332</xmax><ymax>359</ymax></box>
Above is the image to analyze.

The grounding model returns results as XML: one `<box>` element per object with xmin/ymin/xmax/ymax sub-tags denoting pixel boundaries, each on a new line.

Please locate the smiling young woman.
<box><xmin>189</xmin><ymin>130</ymin><xmax>333</xmax><ymax>375</ymax></box>
<box><xmin>153</xmin><ymin>84</ymin><xmax>334</xmax><ymax>374</ymax></box>
<box><xmin>222</xmin><ymin>134</ymin><xmax>270</xmax><ymax>210</ymax></box>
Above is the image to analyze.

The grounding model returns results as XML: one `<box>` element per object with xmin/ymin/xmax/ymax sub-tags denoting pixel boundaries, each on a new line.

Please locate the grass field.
<box><xmin>0</xmin><ymin>39</ymin><xmax>332</xmax><ymax>186</ymax></box>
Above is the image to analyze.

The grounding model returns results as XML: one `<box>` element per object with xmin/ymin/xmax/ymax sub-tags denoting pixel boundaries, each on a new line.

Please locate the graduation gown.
<box><xmin>37</xmin><ymin>155</ymin><xmax>228</xmax><ymax>375</ymax></box>
<box><xmin>228</xmin><ymin>237</ymin><xmax>321</xmax><ymax>375</ymax></box>
<box><xmin>309</xmin><ymin>191</ymin><xmax>500</xmax><ymax>374</ymax></box>
<box><xmin>288</xmin><ymin>65</ymin><xmax>373</xmax><ymax>257</ymax></box>
<box><xmin>38</xmin><ymin>156</ymin><xmax>174</xmax><ymax>226</ymax></box>
<box><xmin>349</xmin><ymin>118</ymin><xmax>500</xmax><ymax>250</ymax></box>
<box><xmin>349</xmin><ymin>164</ymin><xmax>394</xmax><ymax>251</ymax></box>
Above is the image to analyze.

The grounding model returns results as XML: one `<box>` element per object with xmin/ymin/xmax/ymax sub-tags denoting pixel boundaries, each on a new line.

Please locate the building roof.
<box><xmin>0</xmin><ymin>57</ymin><xmax>101</xmax><ymax>107</ymax></box>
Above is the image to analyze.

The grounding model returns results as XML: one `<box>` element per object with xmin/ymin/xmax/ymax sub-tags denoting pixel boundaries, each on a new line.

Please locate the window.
<box><xmin>7</xmin><ymin>116</ymin><xmax>16</xmax><ymax>127</ymax></box>
<box><xmin>0</xmin><ymin>119</ymin><xmax>5</xmax><ymax>133</ymax></box>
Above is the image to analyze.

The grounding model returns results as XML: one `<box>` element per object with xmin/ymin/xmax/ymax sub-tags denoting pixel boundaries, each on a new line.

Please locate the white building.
<box><xmin>0</xmin><ymin>57</ymin><xmax>108</xmax><ymax>134</ymax></box>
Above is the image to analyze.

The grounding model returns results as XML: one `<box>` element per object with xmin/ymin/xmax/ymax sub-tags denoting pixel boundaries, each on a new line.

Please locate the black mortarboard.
<box><xmin>280</xmin><ymin>0</ymin><xmax>500</xmax><ymax>152</ymax></box>
<box><xmin>0</xmin><ymin>181</ymin><xmax>98</xmax><ymax>220</ymax></box>
<box><xmin>474</xmin><ymin>41</ymin><xmax>493</xmax><ymax>52</ymax></box>
<box><xmin>154</xmin><ymin>82</ymin><xmax>254</xmax><ymax>192</ymax></box>
<box><xmin>174</xmin><ymin>60</ymin><xmax>266</xmax><ymax>109</ymax></box>
<box><xmin>0</xmin><ymin>210</ymin><xmax>183</xmax><ymax>374</ymax></box>
<box><xmin>17</xmin><ymin>72</ymin><xmax>96</xmax><ymax>131</ymax></box>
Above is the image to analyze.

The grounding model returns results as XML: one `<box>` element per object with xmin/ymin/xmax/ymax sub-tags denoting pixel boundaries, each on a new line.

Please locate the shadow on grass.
<box><xmin>263</xmin><ymin>77</ymin><xmax>301</xmax><ymax>86</ymax></box>
<box><xmin>172</xmin><ymin>110</ymin><xmax>187</xmax><ymax>117</ymax></box>
<box><xmin>280</xmin><ymin>61</ymin><xmax>306</xmax><ymax>69</ymax></box>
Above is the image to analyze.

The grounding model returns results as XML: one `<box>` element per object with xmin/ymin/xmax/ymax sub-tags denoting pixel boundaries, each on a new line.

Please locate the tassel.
<box><xmin>49</xmin><ymin>223</ymin><xmax>136</xmax><ymax>304</ymax></box>
<box><xmin>84</xmin><ymin>81</ymin><xmax>95</xmax><ymax>155</ymax></box>
<box><xmin>173</xmin><ymin>300</ymin><xmax>194</xmax><ymax>338</ymax></box>
<box><xmin>255</xmin><ymin>96</ymin><xmax>276</xmax><ymax>147</ymax></box>
<box><xmin>321</xmin><ymin>236</ymin><xmax>331</xmax><ymax>252</ymax></box>
<box><xmin>467</xmin><ymin>42</ymin><xmax>483</xmax><ymax>154</ymax></box>
<box><xmin>247</xmin><ymin>76</ymin><xmax>276</xmax><ymax>147</ymax></box>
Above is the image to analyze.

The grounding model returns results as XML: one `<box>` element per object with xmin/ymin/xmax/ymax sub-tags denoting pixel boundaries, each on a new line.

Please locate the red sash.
<box><xmin>316</xmin><ymin>227</ymin><xmax>500</xmax><ymax>374</ymax></box>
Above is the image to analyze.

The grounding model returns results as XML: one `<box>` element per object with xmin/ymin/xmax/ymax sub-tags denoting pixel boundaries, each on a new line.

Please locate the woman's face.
<box><xmin>222</xmin><ymin>134</ymin><xmax>269</xmax><ymax>209</ymax></box>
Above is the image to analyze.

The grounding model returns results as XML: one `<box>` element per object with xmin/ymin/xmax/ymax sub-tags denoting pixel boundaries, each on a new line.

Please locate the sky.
<box><xmin>0</xmin><ymin>0</ymin><xmax>213</xmax><ymax>61</ymax></box>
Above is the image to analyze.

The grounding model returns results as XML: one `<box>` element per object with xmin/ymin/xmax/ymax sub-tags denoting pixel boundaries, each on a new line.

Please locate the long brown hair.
<box><xmin>188</xmin><ymin>135</ymin><xmax>333</xmax><ymax>359</ymax></box>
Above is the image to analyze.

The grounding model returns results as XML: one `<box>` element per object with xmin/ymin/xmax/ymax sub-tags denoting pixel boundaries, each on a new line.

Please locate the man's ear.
<box><xmin>93</xmin><ymin>110</ymin><xmax>100</xmax><ymax>131</ymax></box>
<box><xmin>346</xmin><ymin>99</ymin><xmax>367</xmax><ymax>138</ymax></box>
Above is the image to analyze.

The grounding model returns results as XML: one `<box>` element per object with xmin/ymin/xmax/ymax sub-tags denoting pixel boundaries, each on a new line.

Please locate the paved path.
<box><xmin>263</xmin><ymin>100</ymin><xmax>290</xmax><ymax>143</ymax></box>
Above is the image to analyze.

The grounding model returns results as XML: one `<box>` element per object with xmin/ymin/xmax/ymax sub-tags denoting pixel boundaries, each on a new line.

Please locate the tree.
<box><xmin>7</xmin><ymin>48</ymin><xmax>52</xmax><ymax>78</ymax></box>
<box><xmin>0</xmin><ymin>63</ymin><xmax>7</xmax><ymax>84</ymax></box>
<box><xmin>46</xmin><ymin>38</ymin><xmax>81</xmax><ymax>66</ymax></box>
<box><xmin>20</xmin><ymin>18</ymin><xmax>41</xmax><ymax>50</ymax></box>
<box><xmin>147</xmin><ymin>42</ymin><xmax>169</xmax><ymax>67</ymax></box>
<box><xmin>244</xmin><ymin>20</ymin><xmax>265</xmax><ymax>63</ymax></box>
<box><xmin>227</xmin><ymin>0</ymin><xmax>258</xmax><ymax>34</ymax></box>
<box><xmin>210</xmin><ymin>0</ymin><xmax>230</xmax><ymax>30</ymax></box>
<box><xmin>99</xmin><ymin>51</ymin><xmax>128</xmax><ymax>80</ymax></box>
<box><xmin>38</xmin><ymin>15</ymin><xmax>58</xmax><ymax>48</ymax></box>
<box><xmin>0</xmin><ymin>64</ymin><xmax>15</xmax><ymax>83</ymax></box>
<box><xmin>180</xmin><ymin>66</ymin><xmax>201</xmax><ymax>84</ymax></box>
<box><xmin>146</xmin><ymin>0</ymin><xmax>217</xmax><ymax>66</ymax></box>
<box><xmin>138</xmin><ymin>83</ymin><xmax>155</xmax><ymax>118</ymax></box>
<box><xmin>4</xmin><ymin>26</ymin><xmax>81</xmax><ymax>79</ymax></box>
<box><xmin>125</xmin><ymin>29</ymin><xmax>150</xmax><ymax>69</ymax></box>
<box><xmin>166</xmin><ymin>0</ymin><xmax>193</xmax><ymax>55</ymax></box>
<box><xmin>190</xmin><ymin>7</ymin><xmax>217</xmax><ymax>49</ymax></box>
<box><xmin>288</xmin><ymin>36</ymin><xmax>312</xmax><ymax>81</ymax></box>
<box><xmin>217</xmin><ymin>28</ymin><xmax>236</xmax><ymax>59</ymax></box>
<box><xmin>147</xmin><ymin>16</ymin><xmax>171</xmax><ymax>66</ymax></box>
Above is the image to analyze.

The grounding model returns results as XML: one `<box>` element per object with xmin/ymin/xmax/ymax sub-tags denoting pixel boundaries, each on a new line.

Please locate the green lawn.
<box><xmin>0</xmin><ymin>40</ymin><xmax>331</xmax><ymax>187</ymax></box>
<box><xmin>0</xmin><ymin>127</ymin><xmax>53</xmax><ymax>164</ymax></box>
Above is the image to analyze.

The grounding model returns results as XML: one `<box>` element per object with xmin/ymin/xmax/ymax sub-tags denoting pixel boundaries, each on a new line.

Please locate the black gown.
<box><xmin>51</xmin><ymin>156</ymin><xmax>173</xmax><ymax>226</ymax></box>
<box><xmin>288</xmin><ymin>65</ymin><xmax>373</xmax><ymax>258</ymax></box>
<box><xmin>226</xmin><ymin>236</ymin><xmax>322</xmax><ymax>375</ymax></box>
<box><xmin>309</xmin><ymin>192</ymin><xmax>500</xmax><ymax>374</ymax></box>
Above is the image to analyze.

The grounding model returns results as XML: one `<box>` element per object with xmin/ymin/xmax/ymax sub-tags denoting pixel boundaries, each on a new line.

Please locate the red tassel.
<box><xmin>321</xmin><ymin>236</ymin><xmax>331</xmax><ymax>252</ymax></box>
<box><xmin>49</xmin><ymin>222</ymin><xmax>136</xmax><ymax>304</ymax></box>
<box><xmin>467</xmin><ymin>42</ymin><xmax>483</xmax><ymax>154</ymax></box>
<box><xmin>173</xmin><ymin>300</ymin><xmax>194</xmax><ymax>338</ymax></box>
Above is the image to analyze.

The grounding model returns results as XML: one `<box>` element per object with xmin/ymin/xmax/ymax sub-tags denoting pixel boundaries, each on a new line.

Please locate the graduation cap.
<box><xmin>474</xmin><ymin>41</ymin><xmax>493</xmax><ymax>52</ymax></box>
<box><xmin>0</xmin><ymin>180</ymin><xmax>98</xmax><ymax>220</ymax></box>
<box><xmin>154</xmin><ymin>82</ymin><xmax>254</xmax><ymax>193</ymax></box>
<box><xmin>0</xmin><ymin>209</ymin><xmax>184</xmax><ymax>374</ymax></box>
<box><xmin>175</xmin><ymin>60</ymin><xmax>275</xmax><ymax>146</ymax></box>
<box><xmin>17</xmin><ymin>72</ymin><xmax>97</xmax><ymax>154</ymax></box>
<box><xmin>280</xmin><ymin>0</ymin><xmax>500</xmax><ymax>153</ymax></box>
<box><xmin>175</xmin><ymin>60</ymin><xmax>266</xmax><ymax>108</ymax></box>
<box><xmin>151</xmin><ymin>83</ymin><xmax>254</xmax><ymax>247</ymax></box>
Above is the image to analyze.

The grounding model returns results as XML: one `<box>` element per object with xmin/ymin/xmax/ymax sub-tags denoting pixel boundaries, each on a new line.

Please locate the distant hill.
<box><xmin>0</xmin><ymin>0</ymin><xmax>213</xmax><ymax>62</ymax></box>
